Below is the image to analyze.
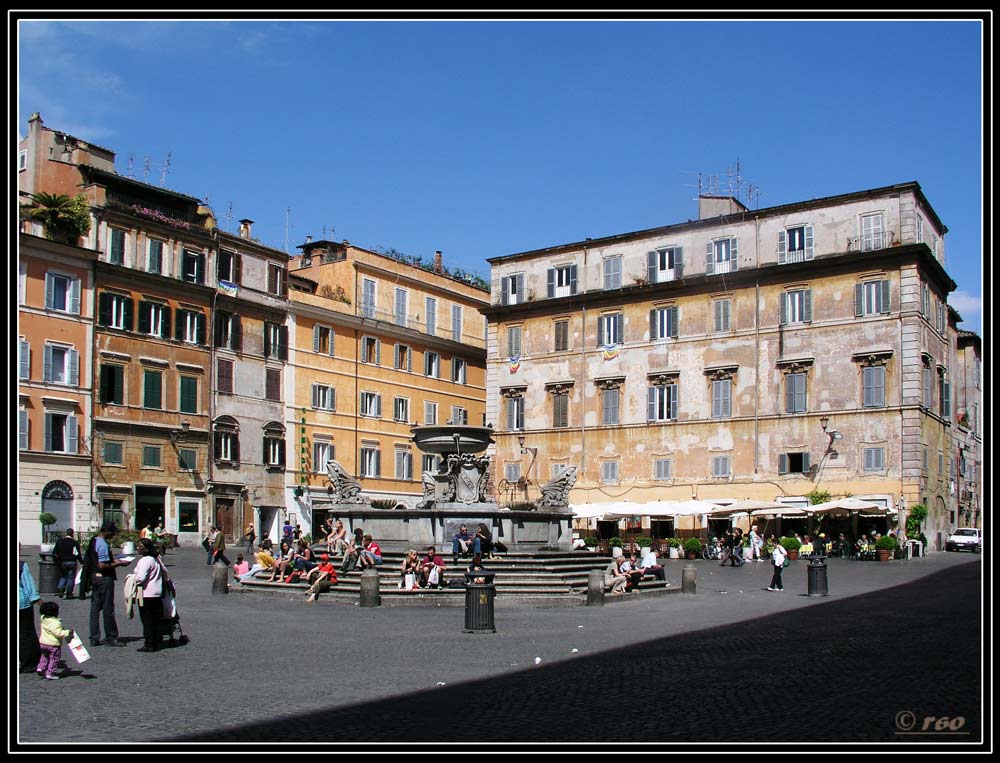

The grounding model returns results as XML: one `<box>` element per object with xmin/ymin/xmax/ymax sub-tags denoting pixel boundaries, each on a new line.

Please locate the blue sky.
<box><xmin>17</xmin><ymin>18</ymin><xmax>984</xmax><ymax>331</ymax></box>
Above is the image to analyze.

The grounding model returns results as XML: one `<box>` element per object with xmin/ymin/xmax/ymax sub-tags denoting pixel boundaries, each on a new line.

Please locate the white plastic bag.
<box><xmin>67</xmin><ymin>633</ymin><xmax>91</xmax><ymax>664</ymax></box>
<box><xmin>404</xmin><ymin>573</ymin><xmax>415</xmax><ymax>590</ymax></box>
<box><xmin>427</xmin><ymin>566</ymin><xmax>440</xmax><ymax>586</ymax></box>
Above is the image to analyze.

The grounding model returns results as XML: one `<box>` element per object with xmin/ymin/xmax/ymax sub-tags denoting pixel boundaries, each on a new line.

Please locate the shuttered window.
<box><xmin>780</xmin><ymin>289</ymin><xmax>812</xmax><ymax>325</ymax></box>
<box><xmin>711</xmin><ymin>455</ymin><xmax>731</xmax><ymax>478</ymax></box>
<box><xmin>863</xmin><ymin>447</ymin><xmax>885</xmax><ymax>472</ymax></box>
<box><xmin>554</xmin><ymin>320</ymin><xmax>569</xmax><ymax>352</ymax></box>
<box><xmin>360</xmin><ymin>445</ymin><xmax>381</xmax><ymax>478</ymax></box>
<box><xmin>547</xmin><ymin>264</ymin><xmax>578</xmax><ymax>297</ymax></box>
<box><xmin>862</xmin><ymin>366</ymin><xmax>885</xmax><ymax>408</ymax></box>
<box><xmin>100</xmin><ymin>364</ymin><xmax>125</xmax><ymax>405</ymax></box>
<box><xmin>552</xmin><ymin>393</ymin><xmax>569</xmax><ymax>428</ymax></box>
<box><xmin>312</xmin><ymin>384</ymin><xmax>335</xmax><ymax>411</ymax></box>
<box><xmin>855</xmin><ymin>280</ymin><xmax>891</xmax><ymax>317</ymax></box>
<box><xmin>19</xmin><ymin>409</ymin><xmax>29</xmax><ymax>450</ymax></box>
<box><xmin>654</xmin><ymin>458</ymin><xmax>672</xmax><ymax>480</ymax></box>
<box><xmin>265</xmin><ymin>368</ymin><xmax>281</xmax><ymax>402</ymax></box>
<box><xmin>598</xmin><ymin>312</ymin><xmax>624</xmax><ymax>346</ymax></box>
<box><xmin>647</xmin><ymin>384</ymin><xmax>679</xmax><ymax>422</ymax></box>
<box><xmin>601</xmin><ymin>461</ymin><xmax>619</xmax><ymax>484</ymax></box>
<box><xmin>217</xmin><ymin>359</ymin><xmax>234</xmax><ymax>396</ymax></box>
<box><xmin>45</xmin><ymin>272</ymin><xmax>81</xmax><ymax>314</ymax></box>
<box><xmin>603</xmin><ymin>256</ymin><xmax>622</xmax><ymax>290</ymax></box>
<box><xmin>785</xmin><ymin>373</ymin><xmax>807</xmax><ymax>413</ymax></box>
<box><xmin>20</xmin><ymin>339</ymin><xmax>30</xmax><ymax>380</ymax></box>
<box><xmin>711</xmin><ymin>379</ymin><xmax>732</xmax><ymax>419</ymax></box>
<box><xmin>506</xmin><ymin>396</ymin><xmax>525</xmax><ymax>431</ymax></box>
<box><xmin>650</xmin><ymin>306</ymin><xmax>678</xmax><ymax>340</ymax></box>
<box><xmin>109</xmin><ymin>228</ymin><xmax>125</xmax><ymax>265</ymax></box>
<box><xmin>143</xmin><ymin>369</ymin><xmax>162</xmax><ymax>409</ymax></box>
<box><xmin>602</xmin><ymin>388</ymin><xmax>620</xmax><ymax>425</ymax></box>
<box><xmin>179</xmin><ymin>375</ymin><xmax>198</xmax><ymax>413</ymax></box>
<box><xmin>360</xmin><ymin>391</ymin><xmax>382</xmax><ymax>418</ymax></box>
<box><xmin>778</xmin><ymin>225</ymin><xmax>814</xmax><ymax>264</ymax></box>
<box><xmin>713</xmin><ymin>300</ymin><xmax>731</xmax><ymax>332</ymax></box>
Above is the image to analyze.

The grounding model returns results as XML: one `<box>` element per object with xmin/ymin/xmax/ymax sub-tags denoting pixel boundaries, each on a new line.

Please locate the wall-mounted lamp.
<box><xmin>516</xmin><ymin>434</ymin><xmax>537</xmax><ymax>456</ymax></box>
<box><xmin>819</xmin><ymin>416</ymin><xmax>842</xmax><ymax>446</ymax></box>
<box><xmin>169</xmin><ymin>420</ymin><xmax>191</xmax><ymax>443</ymax></box>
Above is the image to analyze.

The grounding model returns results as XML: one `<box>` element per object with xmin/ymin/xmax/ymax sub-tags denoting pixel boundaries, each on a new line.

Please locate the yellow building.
<box><xmin>284</xmin><ymin>240</ymin><xmax>488</xmax><ymax>539</ymax></box>
<box><xmin>484</xmin><ymin>182</ymin><xmax>978</xmax><ymax>550</ymax></box>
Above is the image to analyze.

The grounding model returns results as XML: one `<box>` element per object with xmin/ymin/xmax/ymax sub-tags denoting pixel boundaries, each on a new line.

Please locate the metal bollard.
<box><xmin>586</xmin><ymin>568</ymin><xmax>605</xmax><ymax>606</ymax></box>
<box><xmin>681</xmin><ymin>563</ymin><xmax>696</xmax><ymax>594</ymax></box>
<box><xmin>211</xmin><ymin>560</ymin><xmax>229</xmax><ymax>594</ymax></box>
<box><xmin>359</xmin><ymin>568</ymin><xmax>381</xmax><ymax>607</ymax></box>
<box><xmin>807</xmin><ymin>556</ymin><xmax>829</xmax><ymax>596</ymax></box>
<box><xmin>463</xmin><ymin>570</ymin><xmax>496</xmax><ymax>633</ymax></box>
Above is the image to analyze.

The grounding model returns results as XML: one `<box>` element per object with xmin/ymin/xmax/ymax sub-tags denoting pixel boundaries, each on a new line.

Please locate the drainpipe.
<box><xmin>754</xmin><ymin>280</ymin><xmax>760</xmax><ymax>474</ymax></box>
<box><xmin>579</xmin><ymin>243</ymin><xmax>589</xmax><ymax>485</ymax></box>
<box><xmin>207</xmin><ymin>248</ymin><xmax>218</xmax><ymax>536</ymax></box>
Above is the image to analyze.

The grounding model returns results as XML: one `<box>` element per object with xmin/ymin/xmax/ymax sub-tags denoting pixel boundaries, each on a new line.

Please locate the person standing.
<box><xmin>133</xmin><ymin>539</ymin><xmax>168</xmax><ymax>652</ymax></box>
<box><xmin>749</xmin><ymin>525</ymin><xmax>762</xmax><ymax>562</ymax></box>
<box><xmin>203</xmin><ymin>526</ymin><xmax>217</xmax><ymax>565</ymax></box>
<box><xmin>243</xmin><ymin>523</ymin><xmax>256</xmax><ymax>557</ymax></box>
<box><xmin>53</xmin><ymin>528</ymin><xmax>81</xmax><ymax>598</ymax></box>
<box><xmin>86</xmin><ymin>522</ymin><xmax>132</xmax><ymax>646</ymax></box>
<box><xmin>36</xmin><ymin>600</ymin><xmax>73</xmax><ymax>679</ymax></box>
<box><xmin>768</xmin><ymin>538</ymin><xmax>788</xmax><ymax>592</ymax></box>
<box><xmin>18</xmin><ymin>548</ymin><xmax>42</xmax><ymax>673</ymax></box>
<box><xmin>730</xmin><ymin>528</ymin><xmax>745</xmax><ymax>567</ymax></box>
<box><xmin>211</xmin><ymin>526</ymin><xmax>231</xmax><ymax>567</ymax></box>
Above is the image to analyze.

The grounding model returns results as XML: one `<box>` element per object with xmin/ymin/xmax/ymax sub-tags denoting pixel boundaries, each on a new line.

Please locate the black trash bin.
<box><xmin>463</xmin><ymin>569</ymin><xmax>496</xmax><ymax>634</ymax></box>
<box><xmin>806</xmin><ymin>555</ymin><xmax>829</xmax><ymax>597</ymax></box>
<box><xmin>38</xmin><ymin>553</ymin><xmax>59</xmax><ymax>595</ymax></box>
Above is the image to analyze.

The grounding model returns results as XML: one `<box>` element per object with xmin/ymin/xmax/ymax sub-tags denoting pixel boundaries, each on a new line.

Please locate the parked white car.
<box><xmin>945</xmin><ymin>527</ymin><xmax>982</xmax><ymax>553</ymax></box>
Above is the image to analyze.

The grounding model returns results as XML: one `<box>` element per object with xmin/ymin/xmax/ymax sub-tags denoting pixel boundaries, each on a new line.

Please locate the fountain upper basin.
<box><xmin>410</xmin><ymin>425</ymin><xmax>494</xmax><ymax>455</ymax></box>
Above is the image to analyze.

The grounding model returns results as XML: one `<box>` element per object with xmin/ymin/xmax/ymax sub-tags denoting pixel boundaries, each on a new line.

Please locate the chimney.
<box><xmin>305</xmin><ymin>235</ymin><xmax>312</xmax><ymax>244</ymax></box>
<box><xmin>239</xmin><ymin>218</ymin><xmax>254</xmax><ymax>240</ymax></box>
<box><xmin>434</xmin><ymin>250</ymin><xmax>443</xmax><ymax>273</ymax></box>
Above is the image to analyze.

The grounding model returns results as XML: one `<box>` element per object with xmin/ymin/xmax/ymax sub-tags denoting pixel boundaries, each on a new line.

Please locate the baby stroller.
<box><xmin>159</xmin><ymin>586</ymin><xmax>189</xmax><ymax>647</ymax></box>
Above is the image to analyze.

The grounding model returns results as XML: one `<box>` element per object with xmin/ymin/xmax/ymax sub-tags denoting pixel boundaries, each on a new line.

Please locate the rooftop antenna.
<box><xmin>224</xmin><ymin>201</ymin><xmax>234</xmax><ymax>233</ymax></box>
<box><xmin>125</xmin><ymin>153</ymin><xmax>135</xmax><ymax>179</ymax></box>
<box><xmin>284</xmin><ymin>207</ymin><xmax>291</xmax><ymax>253</ymax></box>
<box><xmin>142</xmin><ymin>156</ymin><xmax>152</xmax><ymax>183</ymax></box>
<box><xmin>159</xmin><ymin>152</ymin><xmax>172</xmax><ymax>186</ymax></box>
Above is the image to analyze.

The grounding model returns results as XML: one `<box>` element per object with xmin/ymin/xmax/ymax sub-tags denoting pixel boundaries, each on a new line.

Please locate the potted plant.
<box><xmin>667</xmin><ymin>537</ymin><xmax>682</xmax><ymax>559</ymax></box>
<box><xmin>875</xmin><ymin>534</ymin><xmax>898</xmax><ymax>562</ymax></box>
<box><xmin>683</xmin><ymin>537</ymin><xmax>702</xmax><ymax>560</ymax></box>
<box><xmin>583</xmin><ymin>536</ymin><xmax>600</xmax><ymax>551</ymax></box>
<box><xmin>609</xmin><ymin>537</ymin><xmax>624</xmax><ymax>558</ymax></box>
<box><xmin>635</xmin><ymin>536</ymin><xmax>653</xmax><ymax>556</ymax></box>
<box><xmin>20</xmin><ymin>192</ymin><xmax>92</xmax><ymax>244</ymax></box>
<box><xmin>780</xmin><ymin>536</ymin><xmax>802</xmax><ymax>561</ymax></box>
<box><xmin>38</xmin><ymin>512</ymin><xmax>57</xmax><ymax>551</ymax></box>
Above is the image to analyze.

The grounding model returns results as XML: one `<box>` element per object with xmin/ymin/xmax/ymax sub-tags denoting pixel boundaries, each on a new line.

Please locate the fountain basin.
<box><xmin>410</xmin><ymin>425</ymin><xmax>494</xmax><ymax>455</ymax></box>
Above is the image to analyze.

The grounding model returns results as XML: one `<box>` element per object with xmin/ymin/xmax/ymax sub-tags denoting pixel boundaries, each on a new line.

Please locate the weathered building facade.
<box><xmin>483</xmin><ymin>182</ymin><xmax>979</xmax><ymax>550</ymax></box>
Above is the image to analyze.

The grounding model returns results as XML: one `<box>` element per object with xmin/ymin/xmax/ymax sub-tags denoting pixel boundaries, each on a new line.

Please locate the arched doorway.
<box><xmin>42</xmin><ymin>480</ymin><xmax>74</xmax><ymax>542</ymax></box>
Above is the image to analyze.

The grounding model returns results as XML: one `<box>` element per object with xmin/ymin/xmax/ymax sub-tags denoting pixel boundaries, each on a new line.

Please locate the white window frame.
<box><xmin>603</xmin><ymin>255</ymin><xmax>622</xmax><ymax>290</ymax></box>
<box><xmin>452</xmin><ymin>304</ymin><xmax>463</xmax><ymax>342</ymax></box>
<box><xmin>44</xmin><ymin>343</ymin><xmax>78</xmax><ymax>386</ymax></box>
<box><xmin>362</xmin><ymin>278</ymin><xmax>377</xmax><ymax>319</ymax></box>
<box><xmin>713</xmin><ymin>299</ymin><xmax>731</xmax><ymax>333</ymax></box>
<box><xmin>650</xmin><ymin>247</ymin><xmax>679</xmax><ymax>283</ymax></box>
<box><xmin>711</xmin><ymin>378</ymin><xmax>732</xmax><ymax>419</ymax></box>
<box><xmin>425</xmin><ymin>296</ymin><xmax>437</xmax><ymax>336</ymax></box>
<box><xmin>45</xmin><ymin>271</ymin><xmax>81</xmax><ymax>314</ymax></box>
<box><xmin>393</xmin><ymin>396</ymin><xmax>410</xmax><ymax>423</ymax></box>
<box><xmin>425</xmin><ymin>351</ymin><xmax>440</xmax><ymax>378</ymax></box>
<box><xmin>502</xmin><ymin>273</ymin><xmax>524</xmax><ymax>305</ymax></box>
<box><xmin>648</xmin><ymin>383</ymin><xmax>678</xmax><ymax>422</ymax></box>
<box><xmin>863</xmin><ymin>447</ymin><xmax>886</xmax><ymax>472</ymax></box>
<box><xmin>506</xmin><ymin>396</ymin><xmax>525</xmax><ymax>431</ymax></box>
<box><xmin>654</xmin><ymin>458</ymin><xmax>672</xmax><ymax>481</ymax></box>
<box><xmin>44</xmin><ymin>410</ymin><xmax>77</xmax><ymax>454</ymax></box>
<box><xmin>506</xmin><ymin>326</ymin><xmax>522</xmax><ymax>358</ymax></box>
<box><xmin>395</xmin><ymin>448</ymin><xmax>413</xmax><ymax>481</ymax></box>
<box><xmin>600</xmin><ymin>460</ymin><xmax>620</xmax><ymax>485</ymax></box>
<box><xmin>860</xmin><ymin>212</ymin><xmax>886</xmax><ymax>251</ymax></box>
<box><xmin>360</xmin><ymin>391</ymin><xmax>382</xmax><ymax>418</ymax></box>
<box><xmin>313</xmin><ymin>439</ymin><xmax>333</xmax><ymax>474</ymax></box>
<box><xmin>450</xmin><ymin>406</ymin><xmax>468</xmax><ymax>425</ymax></box>
<box><xmin>452</xmin><ymin>358</ymin><xmax>467</xmax><ymax>384</ymax></box>
<box><xmin>424</xmin><ymin>400</ymin><xmax>438</xmax><ymax>425</ymax></box>
<box><xmin>599</xmin><ymin>312</ymin><xmax>623</xmax><ymax>345</ymax></box>
<box><xmin>182</xmin><ymin>311</ymin><xmax>201</xmax><ymax>344</ymax></box>
<box><xmin>360</xmin><ymin>444</ymin><xmax>381</xmax><ymax>478</ymax></box>
<box><xmin>394</xmin><ymin>287</ymin><xmax>408</xmax><ymax>327</ymax></box>
<box><xmin>505</xmin><ymin>463</ymin><xmax>522</xmax><ymax>483</ymax></box>
<box><xmin>312</xmin><ymin>384</ymin><xmax>335</xmax><ymax>411</ymax></box>
<box><xmin>601</xmin><ymin>387</ymin><xmax>620</xmax><ymax>426</ymax></box>
<box><xmin>711</xmin><ymin>455</ymin><xmax>732</xmax><ymax>478</ymax></box>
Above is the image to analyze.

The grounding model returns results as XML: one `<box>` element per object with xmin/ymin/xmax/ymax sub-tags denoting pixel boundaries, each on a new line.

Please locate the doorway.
<box><xmin>134</xmin><ymin>486</ymin><xmax>166</xmax><ymax>533</ymax></box>
<box><xmin>215</xmin><ymin>497</ymin><xmax>236</xmax><ymax>542</ymax></box>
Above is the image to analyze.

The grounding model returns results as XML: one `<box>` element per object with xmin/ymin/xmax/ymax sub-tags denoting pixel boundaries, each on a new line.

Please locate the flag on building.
<box><xmin>218</xmin><ymin>280</ymin><xmax>239</xmax><ymax>297</ymax></box>
<box><xmin>508</xmin><ymin>356</ymin><xmax>521</xmax><ymax>373</ymax></box>
<box><xmin>602</xmin><ymin>344</ymin><xmax>619</xmax><ymax>361</ymax></box>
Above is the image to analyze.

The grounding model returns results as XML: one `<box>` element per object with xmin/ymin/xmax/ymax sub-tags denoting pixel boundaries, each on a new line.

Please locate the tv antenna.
<box><xmin>142</xmin><ymin>156</ymin><xmax>152</xmax><ymax>183</ymax></box>
<box><xmin>224</xmin><ymin>202</ymin><xmax>234</xmax><ymax>232</ymax></box>
<box><xmin>160</xmin><ymin>152</ymin><xmax>172</xmax><ymax>186</ymax></box>
<box><xmin>284</xmin><ymin>208</ymin><xmax>292</xmax><ymax>253</ymax></box>
<box><xmin>125</xmin><ymin>153</ymin><xmax>135</xmax><ymax>179</ymax></box>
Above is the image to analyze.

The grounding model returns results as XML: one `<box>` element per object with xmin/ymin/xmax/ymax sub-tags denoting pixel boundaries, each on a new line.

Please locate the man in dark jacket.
<box><xmin>86</xmin><ymin>522</ymin><xmax>133</xmax><ymax>647</ymax></box>
<box><xmin>53</xmin><ymin>528</ymin><xmax>81</xmax><ymax>598</ymax></box>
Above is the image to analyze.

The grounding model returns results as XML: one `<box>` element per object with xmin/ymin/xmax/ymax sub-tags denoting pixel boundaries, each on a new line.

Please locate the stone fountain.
<box><xmin>310</xmin><ymin>425</ymin><xmax>577</xmax><ymax>552</ymax></box>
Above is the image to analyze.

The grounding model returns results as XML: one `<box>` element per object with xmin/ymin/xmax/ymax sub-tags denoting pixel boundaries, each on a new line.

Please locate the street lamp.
<box><xmin>819</xmin><ymin>416</ymin><xmax>842</xmax><ymax>449</ymax></box>
<box><xmin>169</xmin><ymin>420</ymin><xmax>191</xmax><ymax>444</ymax></box>
<box><xmin>516</xmin><ymin>434</ymin><xmax>538</xmax><ymax>499</ymax></box>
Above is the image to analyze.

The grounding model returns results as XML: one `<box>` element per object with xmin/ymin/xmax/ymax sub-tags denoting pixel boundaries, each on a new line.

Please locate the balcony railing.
<box><xmin>847</xmin><ymin>230</ymin><xmax>896</xmax><ymax>252</ymax></box>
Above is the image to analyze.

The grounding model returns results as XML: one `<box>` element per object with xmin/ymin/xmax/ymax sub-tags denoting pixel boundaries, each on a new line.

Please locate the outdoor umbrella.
<box><xmin>807</xmin><ymin>498</ymin><xmax>887</xmax><ymax>516</ymax></box>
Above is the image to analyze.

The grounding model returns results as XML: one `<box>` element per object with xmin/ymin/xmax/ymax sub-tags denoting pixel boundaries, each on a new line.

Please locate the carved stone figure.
<box><xmin>534</xmin><ymin>466</ymin><xmax>578</xmax><ymax>511</ymax></box>
<box><xmin>416</xmin><ymin>470</ymin><xmax>437</xmax><ymax>510</ymax></box>
<box><xmin>325</xmin><ymin>460</ymin><xmax>370</xmax><ymax>505</ymax></box>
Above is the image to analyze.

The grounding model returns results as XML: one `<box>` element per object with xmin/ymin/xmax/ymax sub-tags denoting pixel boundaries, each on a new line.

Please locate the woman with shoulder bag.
<box><xmin>768</xmin><ymin>540</ymin><xmax>788</xmax><ymax>592</ymax></box>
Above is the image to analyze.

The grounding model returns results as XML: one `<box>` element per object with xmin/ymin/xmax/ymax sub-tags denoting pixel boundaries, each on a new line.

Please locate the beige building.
<box><xmin>284</xmin><ymin>240</ymin><xmax>489</xmax><ymax>540</ymax></box>
<box><xmin>483</xmin><ymin>182</ymin><xmax>979</xmax><ymax>550</ymax></box>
